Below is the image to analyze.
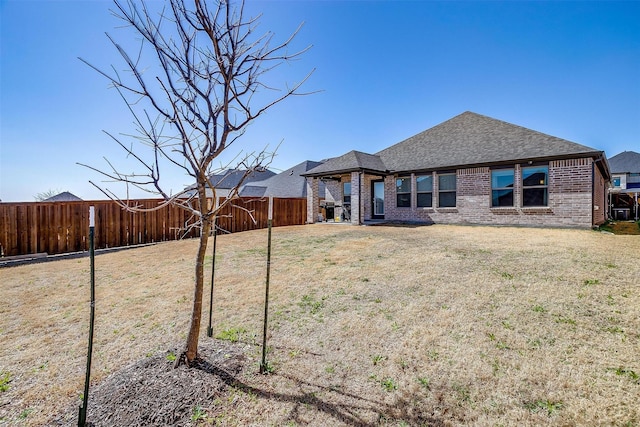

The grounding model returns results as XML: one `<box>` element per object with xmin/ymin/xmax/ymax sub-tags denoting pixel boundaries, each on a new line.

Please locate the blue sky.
<box><xmin>1</xmin><ymin>0</ymin><xmax>639</xmax><ymax>202</ymax></box>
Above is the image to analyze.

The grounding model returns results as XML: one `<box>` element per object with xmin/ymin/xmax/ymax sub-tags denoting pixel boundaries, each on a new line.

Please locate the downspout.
<box><xmin>357</xmin><ymin>171</ymin><xmax>362</xmax><ymax>225</ymax></box>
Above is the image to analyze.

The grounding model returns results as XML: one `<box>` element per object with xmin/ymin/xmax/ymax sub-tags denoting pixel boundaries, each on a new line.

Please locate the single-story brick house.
<box><xmin>302</xmin><ymin>112</ymin><xmax>610</xmax><ymax>228</ymax></box>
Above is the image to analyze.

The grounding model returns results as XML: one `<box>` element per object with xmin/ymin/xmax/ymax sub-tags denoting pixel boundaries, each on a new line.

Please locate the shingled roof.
<box><xmin>43</xmin><ymin>191</ymin><xmax>83</xmax><ymax>202</ymax></box>
<box><xmin>241</xmin><ymin>160</ymin><xmax>326</xmax><ymax>198</ymax></box>
<box><xmin>185</xmin><ymin>168</ymin><xmax>276</xmax><ymax>192</ymax></box>
<box><xmin>608</xmin><ymin>151</ymin><xmax>640</xmax><ymax>174</ymax></box>
<box><xmin>377</xmin><ymin>112</ymin><xmax>602</xmax><ymax>172</ymax></box>
<box><xmin>209</xmin><ymin>169</ymin><xmax>276</xmax><ymax>188</ymax></box>
<box><xmin>302</xmin><ymin>150</ymin><xmax>387</xmax><ymax>177</ymax></box>
<box><xmin>304</xmin><ymin>112</ymin><xmax>607</xmax><ymax>177</ymax></box>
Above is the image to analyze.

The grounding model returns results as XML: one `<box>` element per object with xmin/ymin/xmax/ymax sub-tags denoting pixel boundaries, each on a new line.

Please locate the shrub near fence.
<box><xmin>0</xmin><ymin>197</ymin><xmax>307</xmax><ymax>257</ymax></box>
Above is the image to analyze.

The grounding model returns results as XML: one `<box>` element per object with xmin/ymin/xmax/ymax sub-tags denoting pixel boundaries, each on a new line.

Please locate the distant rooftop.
<box><xmin>241</xmin><ymin>160</ymin><xmax>326</xmax><ymax>198</ymax></box>
<box><xmin>43</xmin><ymin>191</ymin><xmax>83</xmax><ymax>202</ymax></box>
<box><xmin>185</xmin><ymin>168</ymin><xmax>276</xmax><ymax>192</ymax></box>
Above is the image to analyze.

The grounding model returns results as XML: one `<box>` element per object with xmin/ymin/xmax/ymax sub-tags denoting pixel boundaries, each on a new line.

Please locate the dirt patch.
<box><xmin>51</xmin><ymin>341</ymin><xmax>248</xmax><ymax>426</ymax></box>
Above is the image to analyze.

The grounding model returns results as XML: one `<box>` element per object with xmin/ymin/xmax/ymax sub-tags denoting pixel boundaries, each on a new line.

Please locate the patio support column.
<box><xmin>306</xmin><ymin>177</ymin><xmax>319</xmax><ymax>224</ymax></box>
<box><xmin>351</xmin><ymin>171</ymin><xmax>361</xmax><ymax>225</ymax></box>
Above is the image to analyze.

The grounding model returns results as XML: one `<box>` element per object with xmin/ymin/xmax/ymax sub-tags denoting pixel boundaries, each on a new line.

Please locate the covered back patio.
<box><xmin>303</xmin><ymin>151</ymin><xmax>389</xmax><ymax>225</ymax></box>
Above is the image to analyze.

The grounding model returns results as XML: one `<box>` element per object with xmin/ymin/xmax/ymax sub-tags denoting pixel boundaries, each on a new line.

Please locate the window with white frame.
<box><xmin>416</xmin><ymin>175</ymin><xmax>433</xmax><ymax>207</ymax></box>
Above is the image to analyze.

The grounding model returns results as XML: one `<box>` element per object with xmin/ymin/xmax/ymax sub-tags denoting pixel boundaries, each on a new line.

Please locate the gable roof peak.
<box><xmin>43</xmin><ymin>191</ymin><xmax>83</xmax><ymax>202</ymax></box>
<box><xmin>376</xmin><ymin>111</ymin><xmax>602</xmax><ymax>173</ymax></box>
<box><xmin>608</xmin><ymin>150</ymin><xmax>640</xmax><ymax>173</ymax></box>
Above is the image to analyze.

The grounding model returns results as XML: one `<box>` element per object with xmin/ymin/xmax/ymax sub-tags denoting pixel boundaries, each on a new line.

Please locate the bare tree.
<box><xmin>34</xmin><ymin>188</ymin><xmax>62</xmax><ymax>201</ymax></box>
<box><xmin>79</xmin><ymin>0</ymin><xmax>313</xmax><ymax>366</ymax></box>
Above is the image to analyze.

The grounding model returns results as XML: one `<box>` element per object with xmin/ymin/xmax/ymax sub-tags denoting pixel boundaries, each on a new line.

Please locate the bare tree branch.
<box><xmin>79</xmin><ymin>0</ymin><xmax>314</xmax><ymax>365</ymax></box>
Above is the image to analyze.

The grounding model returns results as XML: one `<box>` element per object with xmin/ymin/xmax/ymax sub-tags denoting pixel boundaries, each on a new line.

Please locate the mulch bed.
<box><xmin>51</xmin><ymin>341</ymin><xmax>249</xmax><ymax>426</ymax></box>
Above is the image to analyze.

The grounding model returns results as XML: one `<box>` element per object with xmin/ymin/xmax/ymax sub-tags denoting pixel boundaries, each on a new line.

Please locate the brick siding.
<box><xmin>592</xmin><ymin>162</ymin><xmax>607</xmax><ymax>225</ymax></box>
<box><xmin>350</xmin><ymin>172</ymin><xmax>361</xmax><ymax>225</ymax></box>
<box><xmin>382</xmin><ymin>158</ymin><xmax>600</xmax><ymax>228</ymax></box>
<box><xmin>306</xmin><ymin>178</ymin><xmax>319</xmax><ymax>223</ymax></box>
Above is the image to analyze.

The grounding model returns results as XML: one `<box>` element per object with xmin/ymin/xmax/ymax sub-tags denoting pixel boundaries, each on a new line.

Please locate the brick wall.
<box><xmin>592</xmin><ymin>162</ymin><xmax>607</xmax><ymax>225</ymax></box>
<box><xmin>350</xmin><ymin>172</ymin><xmax>361</xmax><ymax>225</ymax></box>
<box><xmin>547</xmin><ymin>158</ymin><xmax>593</xmax><ymax>227</ymax></box>
<box><xmin>382</xmin><ymin>157</ymin><xmax>597</xmax><ymax>228</ymax></box>
<box><xmin>306</xmin><ymin>178</ymin><xmax>319</xmax><ymax>223</ymax></box>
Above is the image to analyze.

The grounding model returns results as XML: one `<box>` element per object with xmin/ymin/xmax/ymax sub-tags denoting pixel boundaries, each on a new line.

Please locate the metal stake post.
<box><xmin>260</xmin><ymin>197</ymin><xmax>273</xmax><ymax>374</ymax></box>
<box><xmin>207</xmin><ymin>218</ymin><xmax>218</xmax><ymax>337</ymax></box>
<box><xmin>78</xmin><ymin>206</ymin><xmax>96</xmax><ymax>427</ymax></box>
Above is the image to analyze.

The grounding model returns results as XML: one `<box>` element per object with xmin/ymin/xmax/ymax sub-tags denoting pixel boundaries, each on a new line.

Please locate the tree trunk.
<box><xmin>179</xmin><ymin>214</ymin><xmax>211</xmax><ymax>366</ymax></box>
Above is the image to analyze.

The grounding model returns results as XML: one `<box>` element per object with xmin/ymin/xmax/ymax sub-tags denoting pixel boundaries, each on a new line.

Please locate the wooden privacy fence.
<box><xmin>0</xmin><ymin>197</ymin><xmax>307</xmax><ymax>257</ymax></box>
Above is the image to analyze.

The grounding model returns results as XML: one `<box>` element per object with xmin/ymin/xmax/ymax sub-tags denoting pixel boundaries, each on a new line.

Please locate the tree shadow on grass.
<box><xmin>53</xmin><ymin>341</ymin><xmax>447</xmax><ymax>426</ymax></box>
<box><xmin>195</xmin><ymin>358</ymin><xmax>446</xmax><ymax>426</ymax></box>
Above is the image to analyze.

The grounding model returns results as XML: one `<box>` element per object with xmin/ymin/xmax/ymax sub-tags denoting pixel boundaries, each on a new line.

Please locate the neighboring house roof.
<box><xmin>185</xmin><ymin>168</ymin><xmax>276</xmax><ymax>192</ymax></box>
<box><xmin>43</xmin><ymin>191</ymin><xmax>83</xmax><ymax>202</ymax></box>
<box><xmin>304</xmin><ymin>111</ymin><xmax>608</xmax><ymax>177</ymax></box>
<box><xmin>209</xmin><ymin>168</ymin><xmax>276</xmax><ymax>189</ymax></box>
<box><xmin>240</xmin><ymin>185</ymin><xmax>269</xmax><ymax>197</ymax></box>
<box><xmin>608</xmin><ymin>151</ymin><xmax>640</xmax><ymax>174</ymax></box>
<box><xmin>240</xmin><ymin>160</ymin><xmax>326</xmax><ymax>198</ymax></box>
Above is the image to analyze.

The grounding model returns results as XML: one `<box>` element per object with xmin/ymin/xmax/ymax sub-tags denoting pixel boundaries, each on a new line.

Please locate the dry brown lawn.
<box><xmin>1</xmin><ymin>224</ymin><xmax>639</xmax><ymax>426</ymax></box>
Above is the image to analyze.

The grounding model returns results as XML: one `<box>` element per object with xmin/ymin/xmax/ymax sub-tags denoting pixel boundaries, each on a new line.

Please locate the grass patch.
<box><xmin>525</xmin><ymin>399</ymin><xmax>564</xmax><ymax>416</ymax></box>
<box><xmin>190</xmin><ymin>405</ymin><xmax>210</xmax><ymax>422</ymax></box>
<box><xmin>611</xmin><ymin>367</ymin><xmax>640</xmax><ymax>383</ymax></box>
<box><xmin>0</xmin><ymin>371</ymin><xmax>11</xmax><ymax>392</ymax></box>
<box><xmin>532</xmin><ymin>304</ymin><xmax>546</xmax><ymax>313</ymax></box>
<box><xmin>215</xmin><ymin>326</ymin><xmax>249</xmax><ymax>343</ymax></box>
